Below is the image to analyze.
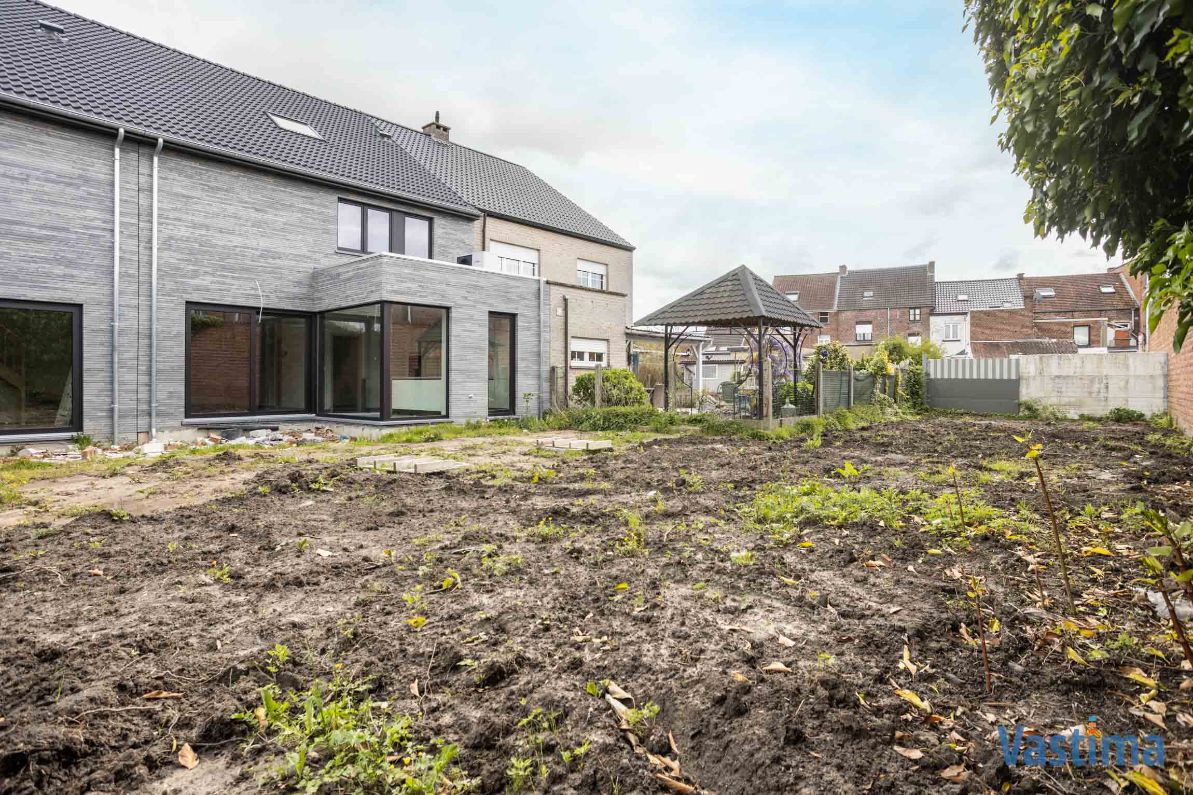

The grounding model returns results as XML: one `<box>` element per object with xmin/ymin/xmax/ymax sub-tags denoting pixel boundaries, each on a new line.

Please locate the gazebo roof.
<box><xmin>635</xmin><ymin>265</ymin><xmax>822</xmax><ymax>328</ymax></box>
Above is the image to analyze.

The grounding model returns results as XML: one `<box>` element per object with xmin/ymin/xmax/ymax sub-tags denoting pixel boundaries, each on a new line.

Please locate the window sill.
<box><xmin>0</xmin><ymin>431</ymin><xmax>77</xmax><ymax>444</ymax></box>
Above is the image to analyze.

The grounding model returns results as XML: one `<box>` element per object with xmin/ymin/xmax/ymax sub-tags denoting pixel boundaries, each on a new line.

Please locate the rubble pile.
<box><xmin>10</xmin><ymin>426</ymin><xmax>346</xmax><ymax>463</ymax></box>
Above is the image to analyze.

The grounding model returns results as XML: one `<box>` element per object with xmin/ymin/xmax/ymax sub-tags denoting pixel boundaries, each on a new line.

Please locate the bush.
<box><xmin>546</xmin><ymin>406</ymin><xmax>680</xmax><ymax>432</ymax></box>
<box><xmin>1107</xmin><ymin>407</ymin><xmax>1146</xmax><ymax>423</ymax></box>
<box><xmin>1018</xmin><ymin>400</ymin><xmax>1066</xmax><ymax>421</ymax></box>
<box><xmin>571</xmin><ymin>368</ymin><xmax>649</xmax><ymax>407</ymax></box>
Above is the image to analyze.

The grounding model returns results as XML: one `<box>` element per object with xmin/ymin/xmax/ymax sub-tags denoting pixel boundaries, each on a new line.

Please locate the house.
<box><xmin>773</xmin><ymin>263</ymin><xmax>934</xmax><ymax>354</ymax></box>
<box><xmin>1119</xmin><ymin>266</ymin><xmax>1192</xmax><ymax>432</ymax></box>
<box><xmin>1019</xmin><ymin>272</ymin><xmax>1140</xmax><ymax>352</ymax></box>
<box><xmin>0</xmin><ymin>0</ymin><xmax>631</xmax><ymax>443</ymax></box>
<box><xmin>931</xmin><ymin>277</ymin><xmax>1031</xmax><ymax>357</ymax></box>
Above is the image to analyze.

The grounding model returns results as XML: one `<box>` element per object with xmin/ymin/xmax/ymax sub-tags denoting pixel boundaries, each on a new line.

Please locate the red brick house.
<box><xmin>773</xmin><ymin>262</ymin><xmax>934</xmax><ymax>355</ymax></box>
<box><xmin>1019</xmin><ymin>272</ymin><xmax>1141</xmax><ymax>351</ymax></box>
<box><xmin>1117</xmin><ymin>265</ymin><xmax>1192</xmax><ymax>432</ymax></box>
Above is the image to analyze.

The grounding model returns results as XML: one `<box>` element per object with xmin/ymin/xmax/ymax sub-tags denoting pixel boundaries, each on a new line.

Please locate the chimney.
<box><xmin>926</xmin><ymin>260</ymin><xmax>935</xmax><ymax>279</ymax></box>
<box><xmin>422</xmin><ymin>111</ymin><xmax>450</xmax><ymax>143</ymax></box>
<box><xmin>838</xmin><ymin>264</ymin><xmax>847</xmax><ymax>274</ymax></box>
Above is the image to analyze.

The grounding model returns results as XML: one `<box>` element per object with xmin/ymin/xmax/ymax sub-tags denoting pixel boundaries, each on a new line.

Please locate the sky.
<box><xmin>52</xmin><ymin>0</ymin><xmax>1118</xmax><ymax>318</ymax></box>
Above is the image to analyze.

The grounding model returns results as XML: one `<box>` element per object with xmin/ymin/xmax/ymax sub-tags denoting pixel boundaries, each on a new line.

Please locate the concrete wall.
<box><xmin>0</xmin><ymin>106</ymin><xmax>531</xmax><ymax>442</ymax></box>
<box><xmin>1019</xmin><ymin>353</ymin><xmax>1168</xmax><ymax>416</ymax></box>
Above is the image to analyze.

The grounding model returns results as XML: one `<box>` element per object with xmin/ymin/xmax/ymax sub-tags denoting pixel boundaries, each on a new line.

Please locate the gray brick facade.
<box><xmin>0</xmin><ymin>108</ymin><xmax>547</xmax><ymax>441</ymax></box>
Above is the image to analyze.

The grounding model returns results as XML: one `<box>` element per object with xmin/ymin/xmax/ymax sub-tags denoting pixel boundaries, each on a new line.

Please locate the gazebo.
<box><xmin>634</xmin><ymin>265</ymin><xmax>822</xmax><ymax>419</ymax></box>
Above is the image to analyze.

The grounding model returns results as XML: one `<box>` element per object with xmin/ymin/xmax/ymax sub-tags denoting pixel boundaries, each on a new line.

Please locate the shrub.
<box><xmin>1018</xmin><ymin>400</ymin><xmax>1066</xmax><ymax>421</ymax></box>
<box><xmin>571</xmin><ymin>368</ymin><xmax>648</xmax><ymax>407</ymax></box>
<box><xmin>803</xmin><ymin>341</ymin><xmax>852</xmax><ymax>373</ymax></box>
<box><xmin>546</xmin><ymin>406</ymin><xmax>680</xmax><ymax>432</ymax></box>
<box><xmin>1106</xmin><ymin>407</ymin><xmax>1146</xmax><ymax>423</ymax></box>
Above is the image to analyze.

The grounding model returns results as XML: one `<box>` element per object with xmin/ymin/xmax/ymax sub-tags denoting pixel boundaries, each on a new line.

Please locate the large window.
<box><xmin>337</xmin><ymin>200</ymin><xmax>433</xmax><ymax>258</ymax></box>
<box><xmin>320</xmin><ymin>304</ymin><xmax>383</xmax><ymax>418</ymax></box>
<box><xmin>390</xmin><ymin>304</ymin><xmax>447</xmax><ymax>419</ymax></box>
<box><xmin>186</xmin><ymin>305</ymin><xmax>311</xmax><ymax>417</ymax></box>
<box><xmin>488</xmin><ymin>313</ymin><xmax>515</xmax><ymax>415</ymax></box>
<box><xmin>0</xmin><ymin>301</ymin><xmax>81</xmax><ymax>434</ymax></box>
<box><xmin>855</xmin><ymin>322</ymin><xmax>873</xmax><ymax>342</ymax></box>
<box><xmin>577</xmin><ymin>259</ymin><xmax>608</xmax><ymax>290</ymax></box>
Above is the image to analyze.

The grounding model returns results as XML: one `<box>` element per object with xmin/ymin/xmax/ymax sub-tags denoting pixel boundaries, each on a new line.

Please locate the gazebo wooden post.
<box><xmin>757</xmin><ymin>319</ymin><xmax>768</xmax><ymax>421</ymax></box>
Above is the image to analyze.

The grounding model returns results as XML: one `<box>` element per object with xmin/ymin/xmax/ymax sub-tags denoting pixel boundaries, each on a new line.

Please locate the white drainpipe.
<box><xmin>112</xmin><ymin>128</ymin><xmax>124</xmax><ymax>444</ymax></box>
<box><xmin>150</xmin><ymin>138</ymin><xmax>163</xmax><ymax>439</ymax></box>
<box><xmin>538</xmin><ymin>277</ymin><xmax>546</xmax><ymax>417</ymax></box>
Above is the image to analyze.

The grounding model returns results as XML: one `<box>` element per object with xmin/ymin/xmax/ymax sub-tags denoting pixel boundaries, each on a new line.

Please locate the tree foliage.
<box><xmin>571</xmin><ymin>368</ymin><xmax>649</xmax><ymax>407</ymax></box>
<box><xmin>802</xmin><ymin>340</ymin><xmax>852</xmax><ymax>373</ymax></box>
<box><xmin>965</xmin><ymin>0</ymin><xmax>1193</xmax><ymax>349</ymax></box>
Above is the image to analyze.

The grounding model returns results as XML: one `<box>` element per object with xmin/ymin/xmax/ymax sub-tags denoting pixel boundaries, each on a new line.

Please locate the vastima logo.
<box><xmin>998</xmin><ymin>716</ymin><xmax>1165</xmax><ymax>767</ymax></box>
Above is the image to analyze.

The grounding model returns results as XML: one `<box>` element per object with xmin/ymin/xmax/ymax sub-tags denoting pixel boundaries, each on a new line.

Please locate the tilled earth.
<box><xmin>2</xmin><ymin>416</ymin><xmax>1193</xmax><ymax>794</ymax></box>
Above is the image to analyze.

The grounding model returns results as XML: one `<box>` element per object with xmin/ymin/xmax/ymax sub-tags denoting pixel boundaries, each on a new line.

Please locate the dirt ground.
<box><xmin>2</xmin><ymin>416</ymin><xmax>1193</xmax><ymax>794</ymax></box>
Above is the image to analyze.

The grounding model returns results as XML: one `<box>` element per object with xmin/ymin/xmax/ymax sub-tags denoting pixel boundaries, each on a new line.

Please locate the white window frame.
<box><xmin>267</xmin><ymin>112</ymin><xmax>323</xmax><ymax>139</ymax></box>
<box><xmin>701</xmin><ymin>364</ymin><xmax>718</xmax><ymax>380</ymax></box>
<box><xmin>907</xmin><ymin>334</ymin><xmax>922</xmax><ymax>346</ymax></box>
<box><xmin>1073</xmin><ymin>325</ymin><xmax>1091</xmax><ymax>347</ymax></box>
<box><xmin>909</xmin><ymin>308</ymin><xmax>921</xmax><ymax>322</ymax></box>
<box><xmin>943</xmin><ymin>323</ymin><xmax>961</xmax><ymax>341</ymax></box>
<box><xmin>786</xmin><ymin>291</ymin><xmax>800</xmax><ymax>302</ymax></box>
<box><xmin>489</xmin><ymin>241</ymin><xmax>539</xmax><ymax>277</ymax></box>
<box><xmin>577</xmin><ymin>259</ymin><xmax>608</xmax><ymax>291</ymax></box>
<box><xmin>817</xmin><ymin>334</ymin><xmax>831</xmax><ymax>345</ymax></box>
<box><xmin>569</xmin><ymin>337</ymin><xmax>608</xmax><ymax>368</ymax></box>
<box><xmin>855</xmin><ymin>322</ymin><xmax>873</xmax><ymax>342</ymax></box>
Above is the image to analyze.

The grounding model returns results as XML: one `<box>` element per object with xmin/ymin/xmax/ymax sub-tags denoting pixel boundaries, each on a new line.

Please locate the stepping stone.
<box><xmin>356</xmin><ymin>455</ymin><xmax>468</xmax><ymax>474</ymax></box>
<box><xmin>533</xmin><ymin>438</ymin><xmax>613</xmax><ymax>451</ymax></box>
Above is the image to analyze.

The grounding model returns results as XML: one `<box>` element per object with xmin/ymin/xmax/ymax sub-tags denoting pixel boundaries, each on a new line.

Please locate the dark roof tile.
<box><xmin>636</xmin><ymin>266</ymin><xmax>820</xmax><ymax>328</ymax></box>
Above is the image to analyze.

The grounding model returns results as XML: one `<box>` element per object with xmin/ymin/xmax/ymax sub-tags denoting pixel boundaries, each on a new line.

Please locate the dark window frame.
<box><xmin>0</xmin><ymin>299</ymin><xmax>82</xmax><ymax>435</ymax></box>
<box><xmin>317</xmin><ymin>300</ymin><xmax>450</xmax><ymax>423</ymax></box>
<box><xmin>336</xmin><ymin>199</ymin><xmax>434</xmax><ymax>259</ymax></box>
<box><xmin>818</xmin><ymin>311</ymin><xmax>830</xmax><ymax>325</ymax></box>
<box><xmin>488</xmin><ymin>312</ymin><xmax>517</xmax><ymax>416</ymax></box>
<box><xmin>184</xmin><ymin>302</ymin><xmax>315</xmax><ymax>419</ymax></box>
<box><xmin>909</xmin><ymin>308</ymin><xmax>921</xmax><ymax>322</ymax></box>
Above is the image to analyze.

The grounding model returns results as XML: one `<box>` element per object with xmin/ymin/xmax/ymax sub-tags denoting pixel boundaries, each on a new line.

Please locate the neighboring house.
<box><xmin>624</xmin><ymin>327</ymin><xmax>709</xmax><ymax>397</ymax></box>
<box><xmin>375</xmin><ymin>117</ymin><xmax>634</xmax><ymax>388</ymax></box>
<box><xmin>1019</xmin><ymin>272</ymin><xmax>1140</xmax><ymax>352</ymax></box>
<box><xmin>0</xmin><ymin>0</ymin><xmax>629</xmax><ymax>443</ymax></box>
<box><xmin>931</xmin><ymin>278</ymin><xmax>1026</xmax><ymax>357</ymax></box>
<box><xmin>1120</xmin><ymin>266</ymin><xmax>1192</xmax><ymax>433</ymax></box>
<box><xmin>689</xmin><ymin>332</ymin><xmax>750</xmax><ymax>387</ymax></box>
<box><xmin>773</xmin><ymin>263</ymin><xmax>934</xmax><ymax>354</ymax></box>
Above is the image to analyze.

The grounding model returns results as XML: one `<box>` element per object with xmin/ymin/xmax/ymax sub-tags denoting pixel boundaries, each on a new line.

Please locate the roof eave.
<box><xmin>0</xmin><ymin>92</ymin><xmax>483</xmax><ymax>220</ymax></box>
<box><xmin>483</xmin><ymin>210</ymin><xmax>634</xmax><ymax>251</ymax></box>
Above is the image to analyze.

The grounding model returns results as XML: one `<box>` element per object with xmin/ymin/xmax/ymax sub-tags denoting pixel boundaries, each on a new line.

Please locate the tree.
<box><xmin>802</xmin><ymin>340</ymin><xmax>852</xmax><ymax>373</ymax></box>
<box><xmin>965</xmin><ymin>0</ymin><xmax>1193</xmax><ymax>349</ymax></box>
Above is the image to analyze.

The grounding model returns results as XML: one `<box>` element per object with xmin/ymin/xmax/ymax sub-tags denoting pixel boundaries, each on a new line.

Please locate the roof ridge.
<box><xmin>374</xmin><ymin>117</ymin><xmax>542</xmax><ymax>173</ymax></box>
<box><xmin>831</xmin><ymin>272</ymin><xmax>841</xmax><ymax>311</ymax></box>
<box><xmin>738</xmin><ymin>266</ymin><xmax>765</xmax><ymax>318</ymax></box>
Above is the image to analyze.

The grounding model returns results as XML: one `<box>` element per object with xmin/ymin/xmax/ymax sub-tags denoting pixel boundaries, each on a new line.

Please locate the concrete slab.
<box><xmin>533</xmin><ymin>438</ymin><xmax>613</xmax><ymax>451</ymax></box>
<box><xmin>356</xmin><ymin>455</ymin><xmax>468</xmax><ymax>474</ymax></box>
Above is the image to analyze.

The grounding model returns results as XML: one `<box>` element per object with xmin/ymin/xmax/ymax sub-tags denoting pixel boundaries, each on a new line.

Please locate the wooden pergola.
<box><xmin>634</xmin><ymin>265</ymin><xmax>823</xmax><ymax>419</ymax></box>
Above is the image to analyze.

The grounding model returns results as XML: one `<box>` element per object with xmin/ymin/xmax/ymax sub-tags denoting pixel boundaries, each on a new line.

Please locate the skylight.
<box><xmin>267</xmin><ymin>113</ymin><xmax>323</xmax><ymax>140</ymax></box>
<box><xmin>956</xmin><ymin>294</ymin><xmax>970</xmax><ymax>301</ymax></box>
<box><xmin>1036</xmin><ymin>288</ymin><xmax>1056</xmax><ymax>299</ymax></box>
<box><xmin>862</xmin><ymin>290</ymin><xmax>874</xmax><ymax>299</ymax></box>
<box><xmin>1099</xmin><ymin>284</ymin><xmax>1116</xmax><ymax>294</ymax></box>
<box><xmin>786</xmin><ymin>291</ymin><xmax>800</xmax><ymax>302</ymax></box>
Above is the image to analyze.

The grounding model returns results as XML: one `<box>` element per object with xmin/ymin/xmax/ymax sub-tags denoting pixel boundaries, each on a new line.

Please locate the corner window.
<box><xmin>569</xmin><ymin>337</ymin><xmax>608</xmax><ymax>368</ymax></box>
<box><xmin>909</xmin><ymin>308</ymin><xmax>921</xmax><ymax>322</ymax></box>
<box><xmin>490</xmin><ymin>241</ymin><xmax>539</xmax><ymax>277</ymax></box>
<box><xmin>1073</xmin><ymin>325</ymin><xmax>1091</xmax><ymax>347</ymax></box>
<box><xmin>337</xmin><ymin>200</ymin><xmax>433</xmax><ymax>258</ymax></box>
<box><xmin>577</xmin><ymin>259</ymin><xmax>608</xmax><ymax>290</ymax></box>
<box><xmin>0</xmin><ymin>300</ymin><xmax>81</xmax><ymax>434</ymax></box>
<box><xmin>855</xmin><ymin>322</ymin><xmax>873</xmax><ymax>342</ymax></box>
<box><xmin>488</xmin><ymin>313</ymin><xmax>515</xmax><ymax>415</ymax></box>
<box><xmin>389</xmin><ymin>304</ymin><xmax>447</xmax><ymax>419</ymax></box>
<box><xmin>186</xmin><ymin>305</ymin><xmax>312</xmax><ymax>417</ymax></box>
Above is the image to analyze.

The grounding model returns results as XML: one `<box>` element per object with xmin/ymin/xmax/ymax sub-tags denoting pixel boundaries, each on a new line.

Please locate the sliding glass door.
<box><xmin>186</xmin><ymin>304</ymin><xmax>312</xmax><ymax>417</ymax></box>
<box><xmin>319</xmin><ymin>304</ymin><xmax>382</xmax><ymax>418</ymax></box>
<box><xmin>0</xmin><ymin>301</ymin><xmax>81</xmax><ymax>434</ymax></box>
<box><xmin>488</xmin><ymin>313</ymin><xmax>514</xmax><ymax>415</ymax></box>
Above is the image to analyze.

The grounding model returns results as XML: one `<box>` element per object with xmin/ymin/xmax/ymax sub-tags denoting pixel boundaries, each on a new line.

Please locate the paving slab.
<box><xmin>533</xmin><ymin>438</ymin><xmax>614</xmax><ymax>451</ymax></box>
<box><xmin>356</xmin><ymin>455</ymin><xmax>469</xmax><ymax>474</ymax></box>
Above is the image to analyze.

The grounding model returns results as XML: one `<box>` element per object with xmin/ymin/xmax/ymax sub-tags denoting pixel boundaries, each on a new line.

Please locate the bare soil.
<box><xmin>2</xmin><ymin>416</ymin><xmax>1192</xmax><ymax>794</ymax></box>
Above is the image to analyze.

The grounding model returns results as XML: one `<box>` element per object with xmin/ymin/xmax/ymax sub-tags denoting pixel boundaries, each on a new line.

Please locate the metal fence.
<box><xmin>923</xmin><ymin>357</ymin><xmax>1020</xmax><ymax>414</ymax></box>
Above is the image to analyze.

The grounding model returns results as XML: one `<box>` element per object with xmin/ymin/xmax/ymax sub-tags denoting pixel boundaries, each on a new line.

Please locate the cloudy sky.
<box><xmin>54</xmin><ymin>0</ymin><xmax>1117</xmax><ymax>317</ymax></box>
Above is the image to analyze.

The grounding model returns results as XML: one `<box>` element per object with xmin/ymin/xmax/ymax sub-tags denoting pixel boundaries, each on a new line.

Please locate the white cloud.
<box><xmin>53</xmin><ymin>0</ymin><xmax>1118</xmax><ymax>317</ymax></box>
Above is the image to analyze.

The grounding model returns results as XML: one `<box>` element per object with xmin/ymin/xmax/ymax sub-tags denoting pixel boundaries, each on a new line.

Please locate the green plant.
<box><xmin>506</xmin><ymin>756</ymin><xmax>537</xmax><ymax>793</ymax></box>
<box><xmin>265</xmin><ymin>643</ymin><xmax>290</xmax><ymax>673</ymax></box>
<box><xmin>1139</xmin><ymin>509</ymin><xmax>1193</xmax><ymax>668</ymax></box>
<box><xmin>296</xmin><ymin>538</ymin><xmax>310</xmax><ymax>554</ymax></box>
<box><xmin>560</xmin><ymin>740</ymin><xmax>590</xmax><ymax>765</ymax></box>
<box><xmin>571</xmin><ymin>368</ymin><xmax>649</xmax><ymax>407</ymax></box>
<box><xmin>624</xmin><ymin>700</ymin><xmax>660</xmax><ymax>731</ymax></box>
<box><xmin>108</xmin><ymin>507</ymin><xmax>130</xmax><ymax>521</ymax></box>
<box><xmin>481</xmin><ymin>552</ymin><xmax>524</xmax><ymax>577</ymax></box>
<box><xmin>236</xmin><ymin>672</ymin><xmax>467</xmax><ymax>792</ymax></box>
<box><xmin>834</xmin><ymin>461</ymin><xmax>863</xmax><ymax>480</ymax></box>
<box><xmin>1016</xmin><ymin>434</ymin><xmax>1075</xmax><ymax>613</ymax></box>
<box><xmin>729</xmin><ymin>549</ymin><xmax>756</xmax><ymax>566</ymax></box>
<box><xmin>1107</xmin><ymin>407</ymin><xmax>1146</xmax><ymax>423</ymax></box>
<box><xmin>1018</xmin><ymin>400</ymin><xmax>1065</xmax><ymax>421</ymax></box>
<box><xmin>71</xmin><ymin>432</ymin><xmax>94</xmax><ymax>449</ymax></box>
<box><xmin>677</xmin><ymin>468</ymin><xmax>705</xmax><ymax>492</ymax></box>
<box><xmin>617</xmin><ymin>510</ymin><xmax>646</xmax><ymax>555</ymax></box>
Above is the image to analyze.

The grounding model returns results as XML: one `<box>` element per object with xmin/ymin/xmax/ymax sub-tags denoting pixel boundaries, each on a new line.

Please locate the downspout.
<box><xmin>150</xmin><ymin>138</ymin><xmax>163</xmax><ymax>439</ymax></box>
<box><xmin>538</xmin><ymin>277</ymin><xmax>545</xmax><ymax>417</ymax></box>
<box><xmin>112</xmin><ymin>128</ymin><xmax>125</xmax><ymax>444</ymax></box>
<box><xmin>562</xmin><ymin>295</ymin><xmax>570</xmax><ymax>406</ymax></box>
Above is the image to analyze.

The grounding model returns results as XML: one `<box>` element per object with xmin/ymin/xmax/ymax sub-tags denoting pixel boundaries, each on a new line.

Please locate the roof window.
<box><xmin>1099</xmin><ymin>284</ymin><xmax>1116</xmax><ymax>294</ymax></box>
<box><xmin>37</xmin><ymin>19</ymin><xmax>66</xmax><ymax>39</ymax></box>
<box><xmin>267</xmin><ymin>113</ymin><xmax>323</xmax><ymax>140</ymax></box>
<box><xmin>956</xmin><ymin>294</ymin><xmax>970</xmax><ymax>302</ymax></box>
<box><xmin>862</xmin><ymin>290</ymin><xmax>874</xmax><ymax>299</ymax></box>
<box><xmin>786</xmin><ymin>291</ymin><xmax>799</xmax><ymax>302</ymax></box>
<box><xmin>1035</xmin><ymin>288</ymin><xmax>1056</xmax><ymax>299</ymax></box>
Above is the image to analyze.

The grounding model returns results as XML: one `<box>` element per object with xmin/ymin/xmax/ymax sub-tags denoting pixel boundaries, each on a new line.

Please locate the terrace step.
<box><xmin>356</xmin><ymin>455</ymin><xmax>469</xmax><ymax>474</ymax></box>
<box><xmin>533</xmin><ymin>438</ymin><xmax>613</xmax><ymax>451</ymax></box>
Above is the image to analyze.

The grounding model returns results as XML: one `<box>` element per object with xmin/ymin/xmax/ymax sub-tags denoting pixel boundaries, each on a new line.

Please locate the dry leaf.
<box><xmin>604</xmin><ymin>692</ymin><xmax>630</xmax><ymax>718</ymax></box>
<box><xmin>1180</xmin><ymin>678</ymin><xmax>1193</xmax><ymax>691</ymax></box>
<box><xmin>1064</xmin><ymin>646</ymin><xmax>1089</xmax><ymax>666</ymax></box>
<box><xmin>731</xmin><ymin>671</ymin><xmax>750</xmax><ymax>683</ymax></box>
<box><xmin>776</xmin><ymin>634</ymin><xmax>796</xmax><ymax>648</ymax></box>
<box><xmin>668</xmin><ymin>730</ymin><xmax>681</xmax><ymax>756</ymax></box>
<box><xmin>315</xmin><ymin>548</ymin><xmax>333</xmax><ymax>557</ymax></box>
<box><xmin>1120</xmin><ymin>666</ymin><xmax>1158</xmax><ymax>688</ymax></box>
<box><xmin>141</xmin><ymin>690</ymin><xmax>183</xmax><ymax>700</ymax></box>
<box><xmin>900</xmin><ymin>645</ymin><xmax>918</xmax><ymax>677</ymax></box>
<box><xmin>893</xmin><ymin>746</ymin><xmax>924</xmax><ymax>760</ymax></box>
<box><xmin>762</xmin><ymin>661</ymin><xmax>792</xmax><ymax>673</ymax></box>
<box><xmin>89</xmin><ymin>568</ymin><xmax>103</xmax><ymax>576</ymax></box>
<box><xmin>894</xmin><ymin>688</ymin><xmax>931</xmax><ymax>713</ymax></box>
<box><xmin>177</xmin><ymin>743</ymin><xmax>198</xmax><ymax>770</ymax></box>
<box><xmin>409</xmin><ymin>680</ymin><xmax>421</xmax><ymax>697</ymax></box>
<box><xmin>1125</xmin><ymin>770</ymin><xmax>1167</xmax><ymax>795</ymax></box>
<box><xmin>654</xmin><ymin>774</ymin><xmax>696</xmax><ymax>794</ymax></box>
<box><xmin>605</xmin><ymin>681</ymin><xmax>634</xmax><ymax>703</ymax></box>
<box><xmin>939</xmin><ymin>764</ymin><xmax>969</xmax><ymax>782</ymax></box>
<box><xmin>253</xmin><ymin>706</ymin><xmax>266</xmax><ymax>729</ymax></box>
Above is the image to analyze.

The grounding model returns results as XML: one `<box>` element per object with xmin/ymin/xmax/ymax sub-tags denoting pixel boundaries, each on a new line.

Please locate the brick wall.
<box><xmin>1151</xmin><ymin>308</ymin><xmax>1193</xmax><ymax>432</ymax></box>
<box><xmin>820</xmin><ymin>307</ymin><xmax>931</xmax><ymax>355</ymax></box>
